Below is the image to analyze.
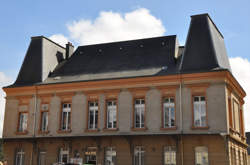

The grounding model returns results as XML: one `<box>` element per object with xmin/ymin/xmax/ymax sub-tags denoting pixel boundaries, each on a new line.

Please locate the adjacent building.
<box><xmin>2</xmin><ymin>14</ymin><xmax>248</xmax><ymax>165</ymax></box>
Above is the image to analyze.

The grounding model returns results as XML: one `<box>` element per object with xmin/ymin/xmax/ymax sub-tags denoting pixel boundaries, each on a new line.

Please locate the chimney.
<box><xmin>66</xmin><ymin>42</ymin><xmax>74</xmax><ymax>59</ymax></box>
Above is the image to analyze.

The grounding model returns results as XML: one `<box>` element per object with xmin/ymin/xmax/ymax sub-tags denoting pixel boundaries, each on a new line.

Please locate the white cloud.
<box><xmin>0</xmin><ymin>72</ymin><xmax>13</xmax><ymax>137</ymax></box>
<box><xmin>49</xmin><ymin>34</ymin><xmax>68</xmax><ymax>47</ymax></box>
<box><xmin>229</xmin><ymin>57</ymin><xmax>250</xmax><ymax>131</ymax></box>
<box><xmin>67</xmin><ymin>8</ymin><xmax>165</xmax><ymax>45</ymax></box>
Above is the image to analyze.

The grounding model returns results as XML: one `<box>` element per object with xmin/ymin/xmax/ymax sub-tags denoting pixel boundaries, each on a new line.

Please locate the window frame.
<box><xmin>15</xmin><ymin>148</ymin><xmax>25</xmax><ymax>165</ymax></box>
<box><xmin>134</xmin><ymin>146</ymin><xmax>145</xmax><ymax>165</ymax></box>
<box><xmin>38</xmin><ymin>150</ymin><xmax>46</xmax><ymax>165</ymax></box>
<box><xmin>194</xmin><ymin>146</ymin><xmax>209</xmax><ymax>165</ymax></box>
<box><xmin>86</xmin><ymin>100</ymin><xmax>99</xmax><ymax>131</ymax></box>
<box><xmin>39</xmin><ymin>103</ymin><xmax>49</xmax><ymax>134</ymax></box>
<box><xmin>58</xmin><ymin>102</ymin><xmax>72</xmax><ymax>133</ymax></box>
<box><xmin>163</xmin><ymin>146</ymin><xmax>176</xmax><ymax>165</ymax></box>
<box><xmin>232</xmin><ymin>98</ymin><xmax>242</xmax><ymax>134</ymax></box>
<box><xmin>161</xmin><ymin>95</ymin><xmax>176</xmax><ymax>130</ymax></box>
<box><xmin>192</xmin><ymin>93</ymin><xmax>208</xmax><ymax>129</ymax></box>
<box><xmin>104</xmin><ymin>99</ymin><xmax>118</xmax><ymax>130</ymax></box>
<box><xmin>58</xmin><ymin>147</ymin><xmax>69</xmax><ymax>164</ymax></box>
<box><xmin>132</xmin><ymin>97</ymin><xmax>146</xmax><ymax>130</ymax></box>
<box><xmin>17</xmin><ymin>111</ymin><xmax>29</xmax><ymax>134</ymax></box>
<box><xmin>104</xmin><ymin>147</ymin><xmax>117</xmax><ymax>165</ymax></box>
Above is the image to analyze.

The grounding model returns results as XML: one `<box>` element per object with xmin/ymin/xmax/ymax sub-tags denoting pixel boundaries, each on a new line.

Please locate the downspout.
<box><xmin>179</xmin><ymin>74</ymin><xmax>184</xmax><ymax>165</ymax></box>
<box><xmin>31</xmin><ymin>85</ymin><xmax>38</xmax><ymax>165</ymax></box>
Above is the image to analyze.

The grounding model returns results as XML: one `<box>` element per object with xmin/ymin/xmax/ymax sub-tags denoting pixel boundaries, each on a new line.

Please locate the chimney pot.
<box><xmin>66</xmin><ymin>42</ymin><xmax>74</xmax><ymax>59</ymax></box>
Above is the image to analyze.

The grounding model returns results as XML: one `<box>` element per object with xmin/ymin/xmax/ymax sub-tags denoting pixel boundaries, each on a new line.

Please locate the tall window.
<box><xmin>18</xmin><ymin>113</ymin><xmax>28</xmax><ymax>132</ymax></box>
<box><xmin>88</xmin><ymin>101</ymin><xmax>98</xmax><ymax>130</ymax></box>
<box><xmin>195</xmin><ymin>146</ymin><xmax>209</xmax><ymax>165</ymax></box>
<box><xmin>38</xmin><ymin>151</ymin><xmax>46</xmax><ymax>165</ymax></box>
<box><xmin>233</xmin><ymin>100</ymin><xmax>241</xmax><ymax>132</ymax></box>
<box><xmin>164</xmin><ymin>146</ymin><xmax>176</xmax><ymax>165</ymax></box>
<box><xmin>85</xmin><ymin>147</ymin><xmax>97</xmax><ymax>165</ymax></box>
<box><xmin>134</xmin><ymin>146</ymin><xmax>145</xmax><ymax>165</ymax></box>
<box><xmin>61</xmin><ymin>103</ymin><xmax>71</xmax><ymax>131</ymax></box>
<box><xmin>134</xmin><ymin>99</ymin><xmax>145</xmax><ymax>128</ymax></box>
<box><xmin>163</xmin><ymin>97</ymin><xmax>175</xmax><ymax>128</ymax></box>
<box><xmin>59</xmin><ymin>148</ymin><xmax>69</xmax><ymax>164</ymax></box>
<box><xmin>105</xmin><ymin>147</ymin><xmax>116</xmax><ymax>165</ymax></box>
<box><xmin>15</xmin><ymin>149</ymin><xmax>25</xmax><ymax>165</ymax></box>
<box><xmin>193</xmin><ymin>96</ymin><xmax>206</xmax><ymax>127</ymax></box>
<box><xmin>107</xmin><ymin>100</ymin><xmax>117</xmax><ymax>129</ymax></box>
<box><xmin>40</xmin><ymin>104</ymin><xmax>49</xmax><ymax>132</ymax></box>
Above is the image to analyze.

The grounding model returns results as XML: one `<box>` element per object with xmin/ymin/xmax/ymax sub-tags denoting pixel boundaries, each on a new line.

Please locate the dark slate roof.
<box><xmin>41</xmin><ymin>35</ymin><xmax>180</xmax><ymax>84</ymax></box>
<box><xmin>15</xmin><ymin>37</ymin><xmax>43</xmax><ymax>86</ymax></box>
<box><xmin>246</xmin><ymin>132</ymin><xmax>250</xmax><ymax>154</ymax></box>
<box><xmin>7</xmin><ymin>13</ymin><xmax>232</xmax><ymax>87</ymax></box>
<box><xmin>180</xmin><ymin>14</ymin><xmax>231</xmax><ymax>73</ymax></box>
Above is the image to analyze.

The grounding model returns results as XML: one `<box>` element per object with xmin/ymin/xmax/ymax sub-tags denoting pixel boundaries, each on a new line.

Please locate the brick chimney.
<box><xmin>66</xmin><ymin>42</ymin><xmax>74</xmax><ymax>59</ymax></box>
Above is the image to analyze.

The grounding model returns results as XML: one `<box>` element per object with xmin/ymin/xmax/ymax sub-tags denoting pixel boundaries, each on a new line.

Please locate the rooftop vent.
<box><xmin>161</xmin><ymin>66</ymin><xmax>168</xmax><ymax>71</ymax></box>
<box><xmin>54</xmin><ymin>76</ymin><xmax>61</xmax><ymax>80</ymax></box>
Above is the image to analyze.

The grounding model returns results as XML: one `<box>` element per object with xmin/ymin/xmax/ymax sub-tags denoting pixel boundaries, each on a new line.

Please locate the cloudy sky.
<box><xmin>0</xmin><ymin>0</ymin><xmax>250</xmax><ymax>135</ymax></box>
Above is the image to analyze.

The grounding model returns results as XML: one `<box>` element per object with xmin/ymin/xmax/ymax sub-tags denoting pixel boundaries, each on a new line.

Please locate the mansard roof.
<box><xmin>7</xmin><ymin>13</ymin><xmax>232</xmax><ymax>87</ymax></box>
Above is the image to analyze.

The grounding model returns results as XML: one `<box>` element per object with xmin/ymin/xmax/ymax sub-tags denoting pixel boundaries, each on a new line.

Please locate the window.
<box><xmin>195</xmin><ymin>146</ymin><xmax>209</xmax><ymax>165</ymax></box>
<box><xmin>134</xmin><ymin>99</ymin><xmax>145</xmax><ymax>128</ymax></box>
<box><xmin>134</xmin><ymin>146</ymin><xmax>145</xmax><ymax>165</ymax></box>
<box><xmin>163</xmin><ymin>97</ymin><xmax>175</xmax><ymax>128</ymax></box>
<box><xmin>107</xmin><ymin>100</ymin><xmax>117</xmax><ymax>129</ymax></box>
<box><xmin>59</xmin><ymin>148</ymin><xmax>69</xmax><ymax>164</ymax></box>
<box><xmin>85</xmin><ymin>147</ymin><xmax>97</xmax><ymax>165</ymax></box>
<box><xmin>233</xmin><ymin>100</ymin><xmax>241</xmax><ymax>132</ymax></box>
<box><xmin>18</xmin><ymin>113</ymin><xmax>28</xmax><ymax>132</ymax></box>
<box><xmin>88</xmin><ymin>101</ymin><xmax>98</xmax><ymax>130</ymax></box>
<box><xmin>40</xmin><ymin>104</ymin><xmax>49</xmax><ymax>132</ymax></box>
<box><xmin>61</xmin><ymin>103</ymin><xmax>71</xmax><ymax>131</ymax></box>
<box><xmin>164</xmin><ymin>146</ymin><xmax>176</xmax><ymax>165</ymax></box>
<box><xmin>105</xmin><ymin>147</ymin><xmax>116</xmax><ymax>165</ymax></box>
<box><xmin>38</xmin><ymin>151</ymin><xmax>46</xmax><ymax>165</ymax></box>
<box><xmin>15</xmin><ymin>149</ymin><xmax>25</xmax><ymax>165</ymax></box>
<box><xmin>193</xmin><ymin>96</ymin><xmax>206</xmax><ymax>127</ymax></box>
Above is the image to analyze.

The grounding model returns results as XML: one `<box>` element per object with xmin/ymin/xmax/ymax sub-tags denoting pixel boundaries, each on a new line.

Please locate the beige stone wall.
<box><xmin>3</xmin><ymin>135</ymin><xmax>229</xmax><ymax>165</ymax></box>
<box><xmin>3</xmin><ymin>82</ymin><xmax>229</xmax><ymax>138</ymax></box>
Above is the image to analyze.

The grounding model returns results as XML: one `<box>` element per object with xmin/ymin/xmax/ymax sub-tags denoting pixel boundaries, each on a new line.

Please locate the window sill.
<box><xmin>131</xmin><ymin>127</ymin><xmax>147</xmax><ymax>131</ymax></box>
<box><xmin>57</xmin><ymin>129</ymin><xmax>72</xmax><ymax>134</ymax></box>
<box><xmin>191</xmin><ymin>126</ymin><xmax>209</xmax><ymax>130</ymax></box>
<box><xmin>38</xmin><ymin>130</ymin><xmax>50</xmax><ymax>135</ymax></box>
<box><xmin>160</xmin><ymin>126</ymin><xmax>177</xmax><ymax>130</ymax></box>
<box><xmin>85</xmin><ymin>129</ymin><xmax>99</xmax><ymax>133</ymax></box>
<box><xmin>103</xmin><ymin>128</ymin><xmax>119</xmax><ymax>132</ymax></box>
<box><xmin>15</xmin><ymin>131</ymin><xmax>28</xmax><ymax>135</ymax></box>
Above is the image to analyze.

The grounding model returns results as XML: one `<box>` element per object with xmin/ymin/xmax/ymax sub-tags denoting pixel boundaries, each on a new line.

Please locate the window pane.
<box><xmin>19</xmin><ymin>113</ymin><xmax>28</xmax><ymax>132</ymax></box>
<box><xmin>193</xmin><ymin>97</ymin><xmax>206</xmax><ymax>127</ymax></box>
<box><xmin>39</xmin><ymin>152</ymin><xmax>46</xmax><ymax>165</ymax></box>
<box><xmin>16</xmin><ymin>150</ymin><xmax>25</xmax><ymax>165</ymax></box>
<box><xmin>164</xmin><ymin>98</ymin><xmax>175</xmax><ymax>128</ymax></box>
<box><xmin>134</xmin><ymin>147</ymin><xmax>144</xmax><ymax>165</ymax></box>
<box><xmin>95</xmin><ymin>111</ymin><xmax>98</xmax><ymax>129</ymax></box>
<box><xmin>89</xmin><ymin>111</ymin><xmax>94</xmax><ymax>129</ymax></box>
<box><xmin>164</xmin><ymin>146</ymin><xmax>176</xmax><ymax>165</ymax></box>
<box><xmin>41</xmin><ymin>112</ymin><xmax>48</xmax><ymax>131</ymax></box>
<box><xmin>195</xmin><ymin>147</ymin><xmax>209</xmax><ymax>165</ymax></box>
<box><xmin>107</xmin><ymin>101</ymin><xmax>117</xmax><ymax>129</ymax></box>
<box><xmin>89</xmin><ymin>101</ymin><xmax>98</xmax><ymax>129</ymax></box>
<box><xmin>105</xmin><ymin>147</ymin><xmax>116</xmax><ymax>165</ymax></box>
<box><xmin>135</xmin><ymin>109</ymin><xmax>140</xmax><ymax>128</ymax></box>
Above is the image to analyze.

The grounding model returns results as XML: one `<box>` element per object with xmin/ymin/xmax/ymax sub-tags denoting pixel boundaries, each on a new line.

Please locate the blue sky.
<box><xmin>0</xmin><ymin>0</ymin><xmax>249</xmax><ymax>77</ymax></box>
<box><xmin>0</xmin><ymin>0</ymin><xmax>250</xmax><ymax>132</ymax></box>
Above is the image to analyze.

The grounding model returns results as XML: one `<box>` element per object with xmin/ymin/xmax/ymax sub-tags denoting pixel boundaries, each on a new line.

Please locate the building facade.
<box><xmin>2</xmin><ymin>14</ymin><xmax>248</xmax><ymax>165</ymax></box>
